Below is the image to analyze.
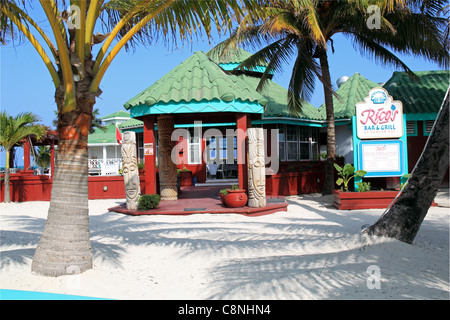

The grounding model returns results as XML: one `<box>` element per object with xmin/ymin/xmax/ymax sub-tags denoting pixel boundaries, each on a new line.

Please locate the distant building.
<box><xmin>87</xmin><ymin>111</ymin><xmax>130</xmax><ymax>175</ymax></box>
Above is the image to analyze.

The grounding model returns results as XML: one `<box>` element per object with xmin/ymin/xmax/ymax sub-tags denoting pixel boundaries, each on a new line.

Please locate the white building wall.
<box><xmin>335</xmin><ymin>124</ymin><xmax>354</xmax><ymax>165</ymax></box>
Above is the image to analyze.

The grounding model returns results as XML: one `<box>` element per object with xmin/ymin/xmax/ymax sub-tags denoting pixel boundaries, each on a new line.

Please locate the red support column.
<box><xmin>23</xmin><ymin>138</ymin><xmax>31</xmax><ymax>170</ymax></box>
<box><xmin>236</xmin><ymin>113</ymin><xmax>248</xmax><ymax>191</ymax></box>
<box><xmin>143</xmin><ymin>116</ymin><xmax>157</xmax><ymax>195</ymax></box>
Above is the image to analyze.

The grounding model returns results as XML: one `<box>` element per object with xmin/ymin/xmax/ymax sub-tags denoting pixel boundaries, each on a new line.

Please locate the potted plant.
<box><xmin>138</xmin><ymin>161</ymin><xmax>145</xmax><ymax>174</ymax></box>
<box><xmin>219</xmin><ymin>188</ymin><xmax>228</xmax><ymax>205</ymax></box>
<box><xmin>334</xmin><ymin>163</ymin><xmax>367</xmax><ymax>192</ymax></box>
<box><xmin>332</xmin><ymin>163</ymin><xmax>405</xmax><ymax>210</ymax></box>
<box><xmin>178</xmin><ymin>162</ymin><xmax>192</xmax><ymax>187</ymax></box>
<box><xmin>220</xmin><ymin>184</ymin><xmax>248</xmax><ymax>208</ymax></box>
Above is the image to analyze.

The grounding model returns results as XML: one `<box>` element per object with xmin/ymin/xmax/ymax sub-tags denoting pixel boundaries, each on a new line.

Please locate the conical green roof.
<box><xmin>237</xmin><ymin>75</ymin><xmax>323</xmax><ymax>120</ymax></box>
<box><xmin>206</xmin><ymin>47</ymin><xmax>269</xmax><ymax>66</ymax></box>
<box><xmin>383</xmin><ymin>70</ymin><xmax>450</xmax><ymax>114</ymax></box>
<box><xmin>123</xmin><ymin>51</ymin><xmax>269</xmax><ymax>110</ymax></box>
<box><xmin>318</xmin><ymin>73</ymin><xmax>379</xmax><ymax>119</ymax></box>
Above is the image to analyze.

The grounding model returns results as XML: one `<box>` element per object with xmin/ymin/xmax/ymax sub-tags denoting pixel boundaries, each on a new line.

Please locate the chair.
<box><xmin>216</xmin><ymin>164</ymin><xmax>224</xmax><ymax>179</ymax></box>
<box><xmin>206</xmin><ymin>163</ymin><xmax>218</xmax><ymax>179</ymax></box>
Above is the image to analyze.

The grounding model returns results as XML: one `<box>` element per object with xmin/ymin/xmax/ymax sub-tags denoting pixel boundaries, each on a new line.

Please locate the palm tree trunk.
<box><xmin>319</xmin><ymin>50</ymin><xmax>336</xmax><ymax>195</ymax></box>
<box><xmin>32</xmin><ymin>89</ymin><xmax>94</xmax><ymax>276</ymax></box>
<box><xmin>3</xmin><ymin>149</ymin><xmax>11</xmax><ymax>203</ymax></box>
<box><xmin>365</xmin><ymin>90</ymin><xmax>449</xmax><ymax>244</ymax></box>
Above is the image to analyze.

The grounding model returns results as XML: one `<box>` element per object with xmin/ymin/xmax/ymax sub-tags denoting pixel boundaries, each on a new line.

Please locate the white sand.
<box><xmin>1</xmin><ymin>194</ymin><xmax>449</xmax><ymax>300</ymax></box>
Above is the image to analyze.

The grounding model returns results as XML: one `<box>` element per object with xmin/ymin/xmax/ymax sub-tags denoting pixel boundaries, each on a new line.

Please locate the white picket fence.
<box><xmin>88</xmin><ymin>158</ymin><xmax>122</xmax><ymax>176</ymax></box>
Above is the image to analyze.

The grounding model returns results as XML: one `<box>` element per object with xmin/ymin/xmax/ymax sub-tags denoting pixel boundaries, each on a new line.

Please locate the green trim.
<box><xmin>175</xmin><ymin>122</ymin><xmax>236</xmax><ymax>128</ymax></box>
<box><xmin>253</xmin><ymin>117</ymin><xmax>350</xmax><ymax>127</ymax></box>
<box><xmin>130</xmin><ymin>99</ymin><xmax>264</xmax><ymax>118</ymax></box>
<box><xmin>253</xmin><ymin>118</ymin><xmax>323</xmax><ymax>127</ymax></box>
<box><xmin>123</xmin><ymin>127</ymin><xmax>143</xmax><ymax>133</ymax></box>
<box><xmin>219</xmin><ymin>62</ymin><xmax>271</xmax><ymax>74</ymax></box>
<box><xmin>405</xmin><ymin>113</ymin><xmax>438</xmax><ymax>121</ymax></box>
<box><xmin>122</xmin><ymin>122</ymin><xmax>238</xmax><ymax>132</ymax></box>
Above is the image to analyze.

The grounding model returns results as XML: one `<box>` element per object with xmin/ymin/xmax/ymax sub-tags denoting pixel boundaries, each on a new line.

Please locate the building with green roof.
<box><xmin>88</xmin><ymin>112</ymin><xmax>131</xmax><ymax>175</ymax></box>
<box><xmin>383</xmin><ymin>70</ymin><xmax>449</xmax><ymax>181</ymax></box>
<box><xmin>91</xmin><ymin>48</ymin><xmax>448</xmax><ymax>191</ymax></box>
<box><xmin>121</xmin><ymin>48</ymin><xmax>328</xmax><ymax>191</ymax></box>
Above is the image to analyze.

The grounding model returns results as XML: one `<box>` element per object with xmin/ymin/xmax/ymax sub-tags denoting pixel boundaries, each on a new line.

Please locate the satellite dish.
<box><xmin>336</xmin><ymin>76</ymin><xmax>349</xmax><ymax>88</ymax></box>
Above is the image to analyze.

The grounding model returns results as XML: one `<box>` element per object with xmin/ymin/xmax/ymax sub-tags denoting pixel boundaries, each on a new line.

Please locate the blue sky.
<box><xmin>0</xmin><ymin>7</ymin><xmax>445</xmax><ymax>168</ymax></box>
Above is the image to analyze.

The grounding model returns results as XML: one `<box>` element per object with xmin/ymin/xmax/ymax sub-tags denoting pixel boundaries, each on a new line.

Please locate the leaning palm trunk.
<box><xmin>32</xmin><ymin>83</ymin><xmax>95</xmax><ymax>276</ymax></box>
<box><xmin>365</xmin><ymin>89</ymin><xmax>449</xmax><ymax>244</ymax></box>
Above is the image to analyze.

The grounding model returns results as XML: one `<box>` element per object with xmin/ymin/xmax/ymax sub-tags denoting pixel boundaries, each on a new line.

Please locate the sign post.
<box><xmin>352</xmin><ymin>88</ymin><xmax>408</xmax><ymax>190</ymax></box>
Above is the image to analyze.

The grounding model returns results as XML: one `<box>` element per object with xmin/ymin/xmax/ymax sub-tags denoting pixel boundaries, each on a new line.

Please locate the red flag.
<box><xmin>116</xmin><ymin>124</ymin><xmax>122</xmax><ymax>144</ymax></box>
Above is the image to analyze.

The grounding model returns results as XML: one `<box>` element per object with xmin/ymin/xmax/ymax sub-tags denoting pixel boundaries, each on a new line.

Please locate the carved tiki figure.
<box><xmin>247</xmin><ymin>128</ymin><xmax>266</xmax><ymax>207</ymax></box>
<box><xmin>157</xmin><ymin>115</ymin><xmax>178</xmax><ymax>200</ymax></box>
<box><xmin>121</xmin><ymin>131</ymin><xmax>140</xmax><ymax>210</ymax></box>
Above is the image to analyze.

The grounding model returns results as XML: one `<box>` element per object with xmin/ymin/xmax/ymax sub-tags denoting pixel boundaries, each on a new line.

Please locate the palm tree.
<box><xmin>0</xmin><ymin>0</ymin><xmax>253</xmax><ymax>276</ymax></box>
<box><xmin>210</xmin><ymin>0</ymin><xmax>448</xmax><ymax>195</ymax></box>
<box><xmin>52</xmin><ymin>108</ymin><xmax>106</xmax><ymax>134</ymax></box>
<box><xmin>34</xmin><ymin>145</ymin><xmax>51</xmax><ymax>169</ymax></box>
<box><xmin>0</xmin><ymin>111</ymin><xmax>46</xmax><ymax>203</ymax></box>
<box><xmin>365</xmin><ymin>88</ymin><xmax>449</xmax><ymax>243</ymax></box>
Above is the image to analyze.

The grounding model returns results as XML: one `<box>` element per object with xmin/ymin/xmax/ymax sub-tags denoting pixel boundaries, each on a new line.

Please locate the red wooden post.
<box><xmin>143</xmin><ymin>116</ymin><xmax>157</xmax><ymax>195</ymax></box>
<box><xmin>236</xmin><ymin>113</ymin><xmax>248</xmax><ymax>191</ymax></box>
<box><xmin>23</xmin><ymin>138</ymin><xmax>31</xmax><ymax>170</ymax></box>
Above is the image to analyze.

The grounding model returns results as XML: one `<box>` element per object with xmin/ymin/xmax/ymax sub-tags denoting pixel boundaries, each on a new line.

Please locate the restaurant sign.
<box><xmin>355</xmin><ymin>87</ymin><xmax>403</xmax><ymax>139</ymax></box>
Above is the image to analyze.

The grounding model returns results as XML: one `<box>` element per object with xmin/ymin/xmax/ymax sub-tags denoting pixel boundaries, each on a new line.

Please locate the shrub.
<box><xmin>138</xmin><ymin>194</ymin><xmax>161</xmax><ymax>210</ymax></box>
<box><xmin>356</xmin><ymin>181</ymin><xmax>371</xmax><ymax>192</ymax></box>
<box><xmin>334</xmin><ymin>163</ymin><xmax>367</xmax><ymax>192</ymax></box>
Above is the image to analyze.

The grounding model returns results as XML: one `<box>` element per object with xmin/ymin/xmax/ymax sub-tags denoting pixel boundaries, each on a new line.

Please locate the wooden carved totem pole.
<box><xmin>247</xmin><ymin>127</ymin><xmax>266</xmax><ymax>207</ymax></box>
<box><xmin>121</xmin><ymin>131</ymin><xmax>140</xmax><ymax>210</ymax></box>
<box><xmin>157</xmin><ymin>115</ymin><xmax>178</xmax><ymax>200</ymax></box>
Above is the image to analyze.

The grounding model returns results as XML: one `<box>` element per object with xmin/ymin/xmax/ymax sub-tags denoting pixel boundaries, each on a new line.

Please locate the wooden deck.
<box><xmin>108</xmin><ymin>185</ymin><xmax>288</xmax><ymax>216</ymax></box>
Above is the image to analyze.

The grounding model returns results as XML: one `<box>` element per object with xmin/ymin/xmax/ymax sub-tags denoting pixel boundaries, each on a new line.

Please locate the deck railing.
<box><xmin>89</xmin><ymin>158</ymin><xmax>122</xmax><ymax>176</ymax></box>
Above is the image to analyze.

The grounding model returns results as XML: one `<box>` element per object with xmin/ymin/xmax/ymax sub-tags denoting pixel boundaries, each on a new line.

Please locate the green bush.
<box><xmin>334</xmin><ymin>163</ymin><xmax>367</xmax><ymax>192</ymax></box>
<box><xmin>138</xmin><ymin>194</ymin><xmax>161</xmax><ymax>210</ymax></box>
<box><xmin>356</xmin><ymin>181</ymin><xmax>371</xmax><ymax>192</ymax></box>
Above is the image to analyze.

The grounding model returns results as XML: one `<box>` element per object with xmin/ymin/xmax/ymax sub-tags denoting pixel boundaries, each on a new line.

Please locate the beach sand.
<box><xmin>1</xmin><ymin>193</ymin><xmax>449</xmax><ymax>300</ymax></box>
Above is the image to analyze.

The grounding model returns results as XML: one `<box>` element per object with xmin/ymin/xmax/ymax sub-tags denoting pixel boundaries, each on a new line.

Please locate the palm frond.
<box><xmin>287</xmin><ymin>40</ymin><xmax>318</xmax><ymax>116</ymax></box>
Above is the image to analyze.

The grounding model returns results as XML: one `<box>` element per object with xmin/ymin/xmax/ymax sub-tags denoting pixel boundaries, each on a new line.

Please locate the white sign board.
<box><xmin>358</xmin><ymin>140</ymin><xmax>404</xmax><ymax>177</ymax></box>
<box><xmin>356</xmin><ymin>88</ymin><xmax>403</xmax><ymax>139</ymax></box>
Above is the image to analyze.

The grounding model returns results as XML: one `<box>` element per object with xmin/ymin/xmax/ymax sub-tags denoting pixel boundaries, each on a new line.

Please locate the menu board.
<box><xmin>358</xmin><ymin>140</ymin><xmax>404</xmax><ymax>177</ymax></box>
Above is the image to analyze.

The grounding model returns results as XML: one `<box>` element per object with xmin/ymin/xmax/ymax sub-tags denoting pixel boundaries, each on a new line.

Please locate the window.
<box><xmin>136</xmin><ymin>132</ymin><xmax>144</xmax><ymax>162</ymax></box>
<box><xmin>278</xmin><ymin>125</ymin><xmax>285</xmax><ymax>161</ymax></box>
<box><xmin>286</xmin><ymin>125</ymin><xmax>298</xmax><ymax>161</ymax></box>
<box><xmin>278</xmin><ymin>124</ymin><xmax>319</xmax><ymax>161</ymax></box>
<box><xmin>406</xmin><ymin>121</ymin><xmax>417</xmax><ymax>136</ymax></box>
<box><xmin>188</xmin><ymin>128</ymin><xmax>201</xmax><ymax>164</ymax></box>
<box><xmin>424</xmin><ymin>120</ymin><xmax>434</xmax><ymax>136</ymax></box>
<box><xmin>299</xmin><ymin>127</ymin><xmax>310</xmax><ymax>160</ymax></box>
<box><xmin>207</xmin><ymin>136</ymin><xmax>237</xmax><ymax>163</ymax></box>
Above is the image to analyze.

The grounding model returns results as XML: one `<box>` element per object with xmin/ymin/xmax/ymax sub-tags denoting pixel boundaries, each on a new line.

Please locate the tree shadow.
<box><xmin>2</xmin><ymin>198</ymin><xmax>448</xmax><ymax>299</ymax></box>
